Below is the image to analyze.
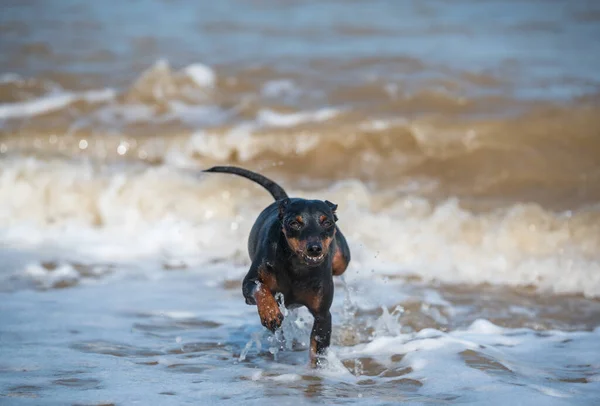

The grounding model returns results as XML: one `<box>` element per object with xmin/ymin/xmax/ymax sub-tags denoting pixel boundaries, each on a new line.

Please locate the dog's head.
<box><xmin>278</xmin><ymin>198</ymin><xmax>338</xmax><ymax>267</ymax></box>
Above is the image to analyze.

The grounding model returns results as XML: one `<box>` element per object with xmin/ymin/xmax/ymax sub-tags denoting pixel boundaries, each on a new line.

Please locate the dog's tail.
<box><xmin>203</xmin><ymin>166</ymin><xmax>289</xmax><ymax>201</ymax></box>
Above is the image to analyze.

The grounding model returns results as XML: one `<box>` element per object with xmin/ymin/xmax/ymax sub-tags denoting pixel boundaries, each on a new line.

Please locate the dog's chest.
<box><xmin>274</xmin><ymin>273</ymin><xmax>323</xmax><ymax>309</ymax></box>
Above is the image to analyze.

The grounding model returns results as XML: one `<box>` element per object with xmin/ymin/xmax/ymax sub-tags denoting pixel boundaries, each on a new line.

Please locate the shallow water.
<box><xmin>1</xmin><ymin>0</ymin><xmax>600</xmax><ymax>404</ymax></box>
<box><xmin>2</xmin><ymin>267</ymin><xmax>600</xmax><ymax>405</ymax></box>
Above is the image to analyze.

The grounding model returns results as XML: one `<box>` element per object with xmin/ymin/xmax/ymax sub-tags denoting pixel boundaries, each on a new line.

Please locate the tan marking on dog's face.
<box><xmin>314</xmin><ymin>226</ymin><xmax>336</xmax><ymax>259</ymax></box>
<box><xmin>283</xmin><ymin>228</ymin><xmax>307</xmax><ymax>254</ymax></box>
<box><xmin>319</xmin><ymin>215</ymin><xmax>335</xmax><ymax>229</ymax></box>
<box><xmin>322</xmin><ymin>235</ymin><xmax>333</xmax><ymax>254</ymax></box>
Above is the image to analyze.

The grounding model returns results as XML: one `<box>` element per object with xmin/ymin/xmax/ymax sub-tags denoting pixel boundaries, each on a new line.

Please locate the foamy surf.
<box><xmin>256</xmin><ymin>108</ymin><xmax>340</xmax><ymax>128</ymax></box>
<box><xmin>2</xmin><ymin>272</ymin><xmax>599</xmax><ymax>405</ymax></box>
<box><xmin>0</xmin><ymin>88</ymin><xmax>116</xmax><ymax>119</ymax></box>
<box><xmin>1</xmin><ymin>157</ymin><xmax>598</xmax><ymax>298</ymax></box>
<box><xmin>331</xmin><ymin>319</ymin><xmax>600</xmax><ymax>403</ymax></box>
<box><xmin>2</xmin><ymin>58</ymin><xmax>598</xmax><ymax>212</ymax></box>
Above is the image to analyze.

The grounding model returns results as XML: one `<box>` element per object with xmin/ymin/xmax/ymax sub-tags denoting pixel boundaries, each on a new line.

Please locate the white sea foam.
<box><xmin>0</xmin><ymin>158</ymin><xmax>599</xmax><ymax>297</ymax></box>
<box><xmin>332</xmin><ymin>319</ymin><xmax>600</xmax><ymax>403</ymax></box>
<box><xmin>83</xmin><ymin>88</ymin><xmax>117</xmax><ymax>102</ymax></box>
<box><xmin>257</xmin><ymin>108</ymin><xmax>339</xmax><ymax>128</ymax></box>
<box><xmin>179</xmin><ymin>123</ymin><xmax>322</xmax><ymax>163</ymax></box>
<box><xmin>182</xmin><ymin>125</ymin><xmax>257</xmax><ymax>162</ymax></box>
<box><xmin>163</xmin><ymin>101</ymin><xmax>231</xmax><ymax>127</ymax></box>
<box><xmin>0</xmin><ymin>89</ymin><xmax>116</xmax><ymax>119</ymax></box>
<box><xmin>23</xmin><ymin>262</ymin><xmax>81</xmax><ymax>289</ymax></box>
<box><xmin>359</xmin><ymin>118</ymin><xmax>408</xmax><ymax>131</ymax></box>
<box><xmin>179</xmin><ymin>119</ymin><xmax>329</xmax><ymax>163</ymax></box>
<box><xmin>183</xmin><ymin>63</ymin><xmax>216</xmax><ymax>88</ymax></box>
<box><xmin>0</xmin><ymin>93</ymin><xmax>76</xmax><ymax>119</ymax></box>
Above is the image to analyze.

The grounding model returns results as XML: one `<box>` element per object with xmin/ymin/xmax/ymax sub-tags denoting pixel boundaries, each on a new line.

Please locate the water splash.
<box><xmin>370</xmin><ymin>305</ymin><xmax>405</xmax><ymax>338</ymax></box>
<box><xmin>238</xmin><ymin>331</ymin><xmax>263</xmax><ymax>362</ymax></box>
<box><xmin>239</xmin><ymin>292</ymin><xmax>313</xmax><ymax>362</ymax></box>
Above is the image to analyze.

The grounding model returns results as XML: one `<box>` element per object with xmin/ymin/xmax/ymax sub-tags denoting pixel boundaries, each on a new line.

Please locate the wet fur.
<box><xmin>204</xmin><ymin>166</ymin><xmax>351</xmax><ymax>366</ymax></box>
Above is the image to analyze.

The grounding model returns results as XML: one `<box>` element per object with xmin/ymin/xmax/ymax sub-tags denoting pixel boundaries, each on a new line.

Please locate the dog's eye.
<box><xmin>321</xmin><ymin>219</ymin><xmax>333</xmax><ymax>228</ymax></box>
<box><xmin>289</xmin><ymin>220</ymin><xmax>302</xmax><ymax>230</ymax></box>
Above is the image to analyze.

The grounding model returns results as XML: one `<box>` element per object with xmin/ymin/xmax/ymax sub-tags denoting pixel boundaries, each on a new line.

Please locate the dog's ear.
<box><xmin>325</xmin><ymin>200</ymin><xmax>339</xmax><ymax>222</ymax></box>
<box><xmin>278</xmin><ymin>198</ymin><xmax>290</xmax><ymax>219</ymax></box>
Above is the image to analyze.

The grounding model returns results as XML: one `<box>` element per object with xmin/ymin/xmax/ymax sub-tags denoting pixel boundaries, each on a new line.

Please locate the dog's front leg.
<box><xmin>299</xmin><ymin>281</ymin><xmax>334</xmax><ymax>367</ymax></box>
<box><xmin>309</xmin><ymin>310</ymin><xmax>332</xmax><ymax>367</ymax></box>
<box><xmin>242</xmin><ymin>261</ymin><xmax>283</xmax><ymax>332</ymax></box>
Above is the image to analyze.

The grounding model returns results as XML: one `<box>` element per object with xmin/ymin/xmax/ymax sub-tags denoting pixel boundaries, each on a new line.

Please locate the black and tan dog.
<box><xmin>204</xmin><ymin>166</ymin><xmax>351</xmax><ymax>366</ymax></box>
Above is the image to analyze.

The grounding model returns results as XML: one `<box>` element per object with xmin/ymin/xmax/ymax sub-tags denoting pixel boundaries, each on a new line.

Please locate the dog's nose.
<box><xmin>306</xmin><ymin>243</ymin><xmax>323</xmax><ymax>257</ymax></box>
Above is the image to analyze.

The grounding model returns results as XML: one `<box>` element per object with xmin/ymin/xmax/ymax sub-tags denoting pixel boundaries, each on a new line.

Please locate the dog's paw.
<box><xmin>309</xmin><ymin>351</ymin><xmax>329</xmax><ymax>369</ymax></box>
<box><xmin>257</xmin><ymin>303</ymin><xmax>284</xmax><ymax>332</ymax></box>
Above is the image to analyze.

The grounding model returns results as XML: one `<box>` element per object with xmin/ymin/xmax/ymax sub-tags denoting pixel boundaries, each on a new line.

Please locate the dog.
<box><xmin>203</xmin><ymin>166</ymin><xmax>351</xmax><ymax>366</ymax></box>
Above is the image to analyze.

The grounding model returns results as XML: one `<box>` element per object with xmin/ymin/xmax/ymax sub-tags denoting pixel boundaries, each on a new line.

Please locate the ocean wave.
<box><xmin>0</xmin><ymin>88</ymin><xmax>116</xmax><ymax>119</ymax></box>
<box><xmin>1</xmin><ymin>158</ymin><xmax>598</xmax><ymax>297</ymax></box>
<box><xmin>1</xmin><ymin>58</ymin><xmax>598</xmax><ymax>212</ymax></box>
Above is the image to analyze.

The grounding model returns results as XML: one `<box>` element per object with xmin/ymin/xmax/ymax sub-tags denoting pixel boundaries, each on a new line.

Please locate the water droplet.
<box><xmin>117</xmin><ymin>141</ymin><xmax>129</xmax><ymax>156</ymax></box>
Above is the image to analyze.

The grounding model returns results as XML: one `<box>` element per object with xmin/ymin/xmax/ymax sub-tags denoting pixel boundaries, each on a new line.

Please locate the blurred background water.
<box><xmin>1</xmin><ymin>1</ymin><xmax>600</xmax><ymax>405</ymax></box>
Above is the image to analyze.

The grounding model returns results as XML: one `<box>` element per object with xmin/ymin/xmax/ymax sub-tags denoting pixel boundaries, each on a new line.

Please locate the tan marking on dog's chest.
<box><xmin>295</xmin><ymin>289</ymin><xmax>322</xmax><ymax>313</ymax></box>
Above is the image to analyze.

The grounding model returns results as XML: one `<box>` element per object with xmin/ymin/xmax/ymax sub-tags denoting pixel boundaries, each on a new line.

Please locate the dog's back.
<box><xmin>247</xmin><ymin>201</ymin><xmax>280</xmax><ymax>261</ymax></box>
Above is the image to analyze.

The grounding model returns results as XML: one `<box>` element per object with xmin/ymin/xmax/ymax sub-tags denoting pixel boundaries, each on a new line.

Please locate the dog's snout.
<box><xmin>306</xmin><ymin>243</ymin><xmax>323</xmax><ymax>257</ymax></box>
